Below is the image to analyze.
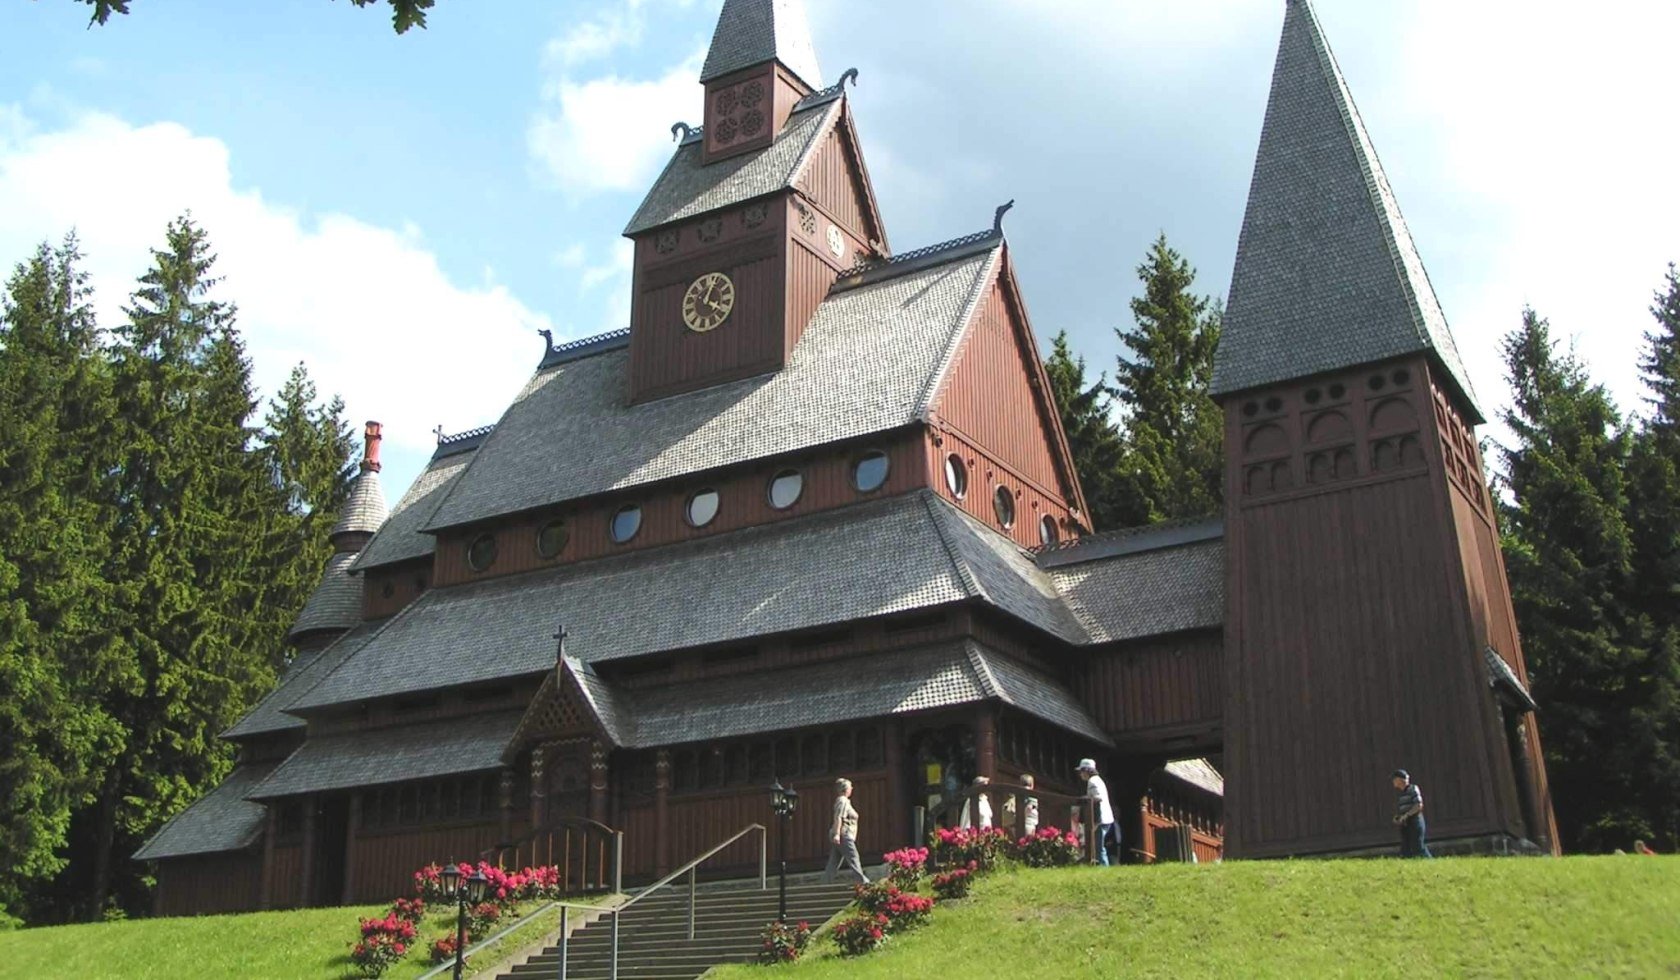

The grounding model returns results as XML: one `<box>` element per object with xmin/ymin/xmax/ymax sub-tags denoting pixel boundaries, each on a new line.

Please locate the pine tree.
<box><xmin>1497</xmin><ymin>307</ymin><xmax>1642</xmax><ymax>851</ymax></box>
<box><xmin>1111</xmin><ymin>235</ymin><xmax>1224</xmax><ymax>525</ymax></box>
<box><xmin>0</xmin><ymin>238</ymin><xmax>124</xmax><ymax>920</ymax></box>
<box><xmin>1043</xmin><ymin>332</ymin><xmax>1127</xmax><ymax>530</ymax></box>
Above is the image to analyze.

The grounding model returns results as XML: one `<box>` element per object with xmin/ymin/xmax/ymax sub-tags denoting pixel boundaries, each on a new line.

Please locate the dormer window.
<box><xmin>768</xmin><ymin>469</ymin><xmax>804</xmax><ymax>510</ymax></box>
<box><xmin>611</xmin><ymin>505</ymin><xmax>643</xmax><ymax>544</ymax></box>
<box><xmin>536</xmin><ymin>519</ymin><xmax>569</xmax><ymax>560</ymax></box>
<box><xmin>467</xmin><ymin>534</ymin><xmax>498</xmax><ymax>572</ymax></box>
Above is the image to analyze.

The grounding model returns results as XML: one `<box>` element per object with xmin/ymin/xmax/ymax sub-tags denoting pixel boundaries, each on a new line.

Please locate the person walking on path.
<box><xmin>823</xmin><ymin>777</ymin><xmax>870</xmax><ymax>884</ymax></box>
<box><xmin>1077</xmin><ymin>759</ymin><xmax>1118</xmax><ymax>866</ymax></box>
<box><xmin>1391</xmin><ymin>769</ymin><xmax>1432</xmax><ymax>858</ymax></box>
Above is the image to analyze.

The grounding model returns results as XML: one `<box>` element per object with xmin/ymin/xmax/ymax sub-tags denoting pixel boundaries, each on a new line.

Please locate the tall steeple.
<box><xmin>1212</xmin><ymin>0</ymin><xmax>1480</xmax><ymax>421</ymax></box>
<box><xmin>700</xmin><ymin>0</ymin><xmax>822</xmax><ymax>91</ymax></box>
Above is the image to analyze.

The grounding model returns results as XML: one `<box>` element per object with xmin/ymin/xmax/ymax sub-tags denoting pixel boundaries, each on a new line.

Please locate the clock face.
<box><xmin>826</xmin><ymin>224</ymin><xmax>846</xmax><ymax>260</ymax></box>
<box><xmin>681</xmin><ymin>272</ymin><xmax>735</xmax><ymax>333</ymax></box>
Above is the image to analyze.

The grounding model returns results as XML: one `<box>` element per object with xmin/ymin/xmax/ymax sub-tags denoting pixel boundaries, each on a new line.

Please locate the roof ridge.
<box><xmin>912</xmin><ymin>243</ymin><xmax>1004</xmax><ymax>418</ymax></box>
<box><xmin>835</xmin><ymin>228</ymin><xmax>1001</xmax><ymax>294</ymax></box>
<box><xmin>919</xmin><ymin>492</ymin><xmax>986</xmax><ymax>602</ymax></box>
<box><xmin>540</xmin><ymin>328</ymin><xmax>631</xmax><ymax>369</ymax></box>
<box><xmin>783</xmin><ymin>96</ymin><xmax>845</xmax><ymax>194</ymax></box>
<box><xmin>1035</xmin><ymin>515</ymin><xmax>1223</xmax><ymax>568</ymax></box>
<box><xmin>962</xmin><ymin>639</ymin><xmax>1005</xmax><ymax>702</ymax></box>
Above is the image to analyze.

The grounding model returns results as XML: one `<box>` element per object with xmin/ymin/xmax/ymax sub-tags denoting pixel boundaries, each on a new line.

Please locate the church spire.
<box><xmin>1212</xmin><ymin>0</ymin><xmax>1481</xmax><ymax>420</ymax></box>
<box><xmin>700</xmin><ymin>0</ymin><xmax>822</xmax><ymax>90</ymax></box>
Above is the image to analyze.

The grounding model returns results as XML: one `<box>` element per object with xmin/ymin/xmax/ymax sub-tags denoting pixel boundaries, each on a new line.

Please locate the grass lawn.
<box><xmin>0</xmin><ymin>899</ymin><xmax>564</xmax><ymax>979</ymax></box>
<box><xmin>713</xmin><ymin>856</ymin><xmax>1680</xmax><ymax>979</ymax></box>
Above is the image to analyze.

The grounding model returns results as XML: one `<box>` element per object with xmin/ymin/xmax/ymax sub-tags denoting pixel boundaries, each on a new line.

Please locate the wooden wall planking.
<box><xmin>153</xmin><ymin>852</ymin><xmax>263</xmax><ymax>917</ymax></box>
<box><xmin>786</xmin><ymin>237</ymin><xmax>842</xmax><ymax>353</ymax></box>
<box><xmin>932</xmin><ymin>278</ymin><xmax>1071</xmax><ymax>506</ymax></box>
<box><xmin>927</xmin><ymin>428</ymin><xmax>1075</xmax><ymax>550</ymax></box>
<box><xmin>269</xmin><ymin>844</ymin><xmax>305</xmax><ymax>909</ymax></box>
<box><xmin>361</xmin><ymin>558</ymin><xmax>430</xmax><ymax>620</ymax></box>
<box><xmin>432</xmin><ymin>433</ymin><xmax>927</xmax><ymax>588</ymax></box>
<box><xmin>1082</xmin><ymin>630</ymin><xmax>1223</xmax><ymax>736</ymax></box>
<box><xmin>347</xmin><ymin>821</ymin><xmax>505</xmax><ymax>904</ymax></box>
<box><xmin>798</xmin><ymin>127</ymin><xmax>870</xmax><ymax>240</ymax></box>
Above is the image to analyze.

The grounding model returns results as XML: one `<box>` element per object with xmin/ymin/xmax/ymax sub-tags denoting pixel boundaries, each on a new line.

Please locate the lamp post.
<box><xmin>770</xmin><ymin>781</ymin><xmax>799</xmax><ymax>923</ymax></box>
<box><xmin>439</xmin><ymin>863</ymin><xmax>490</xmax><ymax>980</ymax></box>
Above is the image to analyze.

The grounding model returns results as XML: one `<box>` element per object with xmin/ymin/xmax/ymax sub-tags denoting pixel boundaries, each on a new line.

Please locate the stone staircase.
<box><xmin>496</xmin><ymin>877</ymin><xmax>858</xmax><ymax>980</ymax></box>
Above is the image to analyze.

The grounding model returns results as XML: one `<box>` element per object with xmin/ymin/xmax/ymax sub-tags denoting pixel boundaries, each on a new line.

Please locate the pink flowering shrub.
<box><xmin>757</xmin><ymin>919</ymin><xmax>813</xmax><ymax>964</ymax></box>
<box><xmin>429</xmin><ymin>934</ymin><xmax>459</xmax><ymax>965</ymax></box>
<box><xmin>350</xmin><ymin>913</ymin><xmax>417</xmax><ymax>977</ymax></box>
<box><xmin>930</xmin><ymin>826</ymin><xmax>1011</xmax><ymax>870</ymax></box>
<box><xmin>390</xmin><ymin>896</ymin><xmax>426</xmax><ymax>924</ymax></box>
<box><xmin>1013</xmin><ymin>825</ymin><xmax>1083</xmax><ymax>868</ymax></box>
<box><xmin>831</xmin><ymin>911</ymin><xmax>889</xmax><ymax>956</ymax></box>
<box><xmin>853</xmin><ymin>881</ymin><xmax>935</xmax><ymax>933</ymax></box>
<box><xmin>881</xmin><ymin>846</ymin><xmax>928</xmax><ymax>889</ymax></box>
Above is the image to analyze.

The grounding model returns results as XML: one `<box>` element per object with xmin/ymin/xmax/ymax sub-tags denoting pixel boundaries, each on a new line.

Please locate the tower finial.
<box><xmin>361</xmin><ymin>421</ymin><xmax>383</xmax><ymax>473</ymax></box>
<box><xmin>554</xmin><ymin>623</ymin><xmax>569</xmax><ymax>665</ymax></box>
<box><xmin>993</xmin><ymin>200</ymin><xmax>1016</xmax><ymax>235</ymax></box>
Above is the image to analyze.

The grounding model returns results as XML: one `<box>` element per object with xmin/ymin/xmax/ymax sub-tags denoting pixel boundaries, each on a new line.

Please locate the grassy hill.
<box><xmin>718</xmin><ymin>856</ymin><xmax>1680</xmax><ymax>980</ymax></box>
<box><xmin>1</xmin><ymin>858</ymin><xmax>1675</xmax><ymax>978</ymax></box>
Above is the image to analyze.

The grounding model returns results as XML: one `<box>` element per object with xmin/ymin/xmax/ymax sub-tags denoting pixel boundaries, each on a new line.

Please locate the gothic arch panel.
<box><xmin>1245</xmin><ymin>423</ymin><xmax>1289</xmax><ymax>458</ymax></box>
<box><xmin>1305</xmin><ymin>409</ymin><xmax>1352</xmax><ymax>444</ymax></box>
<box><xmin>1369</xmin><ymin>396</ymin><xmax>1418</xmax><ymax>434</ymax></box>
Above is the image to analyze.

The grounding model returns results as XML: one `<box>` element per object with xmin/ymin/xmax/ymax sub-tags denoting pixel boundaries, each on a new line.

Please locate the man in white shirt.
<box><xmin>1078</xmin><ymin>759</ymin><xmax>1117</xmax><ymax>866</ymax></box>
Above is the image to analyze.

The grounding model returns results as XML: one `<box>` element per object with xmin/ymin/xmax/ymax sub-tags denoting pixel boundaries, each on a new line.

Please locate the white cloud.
<box><xmin>544</xmin><ymin>0</ymin><xmax>648</xmax><ymax>67</ymax></box>
<box><xmin>0</xmin><ymin>108</ymin><xmax>558</xmax><ymax>463</ymax></box>
<box><xmin>527</xmin><ymin>56</ymin><xmax>700</xmax><ymax>196</ymax></box>
<box><xmin>1387</xmin><ymin>1</ymin><xmax>1680</xmax><ymax>424</ymax></box>
<box><xmin>581</xmin><ymin>240</ymin><xmax>634</xmax><ymax>291</ymax></box>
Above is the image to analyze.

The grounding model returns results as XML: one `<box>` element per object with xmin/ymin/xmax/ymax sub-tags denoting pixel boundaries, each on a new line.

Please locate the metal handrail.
<box><xmin>561</xmin><ymin>822</ymin><xmax>769</xmax><ymax>980</ymax></box>
<box><xmin>481</xmin><ymin>816</ymin><xmax>624</xmax><ymax>896</ymax></box>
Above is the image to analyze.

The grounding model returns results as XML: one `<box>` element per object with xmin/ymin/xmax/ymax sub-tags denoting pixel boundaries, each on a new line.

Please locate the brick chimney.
<box><xmin>362</xmin><ymin>421</ymin><xmax>383</xmax><ymax>473</ymax></box>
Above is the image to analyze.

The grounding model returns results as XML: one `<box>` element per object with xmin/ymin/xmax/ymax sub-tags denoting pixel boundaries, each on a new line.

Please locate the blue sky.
<box><xmin>2</xmin><ymin>0</ymin><xmax>1676</xmax><ymax>504</ymax></box>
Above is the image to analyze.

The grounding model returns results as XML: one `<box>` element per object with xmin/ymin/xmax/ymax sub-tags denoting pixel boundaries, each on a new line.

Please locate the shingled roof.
<box><xmin>134</xmin><ymin>763</ymin><xmax>276</xmax><ymax>860</ymax></box>
<box><xmin>331</xmin><ymin>466</ymin><xmax>388</xmax><ymax>540</ymax></box>
<box><xmin>1040</xmin><ymin>520</ymin><xmax>1224</xmax><ymax>645</ymax></box>
<box><xmin>1212</xmin><ymin>0</ymin><xmax>1480</xmax><ymax>420</ymax></box>
<box><xmin>247</xmin><ymin>710</ymin><xmax>522</xmax><ymax>801</ymax></box>
<box><xmin>624</xmin><ymin>97</ymin><xmax>838</xmax><ymax>236</ymax></box>
<box><xmin>351</xmin><ymin>448</ymin><xmax>476</xmax><ymax>572</ymax></box>
<box><xmin>292</xmin><ymin>491</ymin><xmax>1084</xmax><ymax>713</ymax></box>
<box><xmin>424</xmin><ymin>244</ymin><xmax>1000</xmax><ymax>532</ymax></box>
<box><xmin>700</xmin><ymin>0</ymin><xmax>822</xmax><ymax>90</ymax></box>
<box><xmin>286</xmin><ymin>551</ymin><xmax>363</xmax><ymax>642</ymax></box>
<box><xmin>223</xmin><ymin>620</ymin><xmax>385</xmax><ymax>740</ymax></box>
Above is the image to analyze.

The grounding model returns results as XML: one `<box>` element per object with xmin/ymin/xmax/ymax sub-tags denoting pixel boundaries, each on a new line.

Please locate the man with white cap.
<box><xmin>1077</xmin><ymin>758</ymin><xmax>1117</xmax><ymax>866</ymax></box>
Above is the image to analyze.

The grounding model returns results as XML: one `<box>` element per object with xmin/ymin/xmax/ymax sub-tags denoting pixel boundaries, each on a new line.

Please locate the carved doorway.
<box><xmin>539</xmin><ymin>739</ymin><xmax>591</xmax><ymax>823</ymax></box>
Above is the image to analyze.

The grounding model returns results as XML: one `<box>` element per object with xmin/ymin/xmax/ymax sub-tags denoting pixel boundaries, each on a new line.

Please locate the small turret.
<box><xmin>288</xmin><ymin>421</ymin><xmax>390</xmax><ymax>651</ymax></box>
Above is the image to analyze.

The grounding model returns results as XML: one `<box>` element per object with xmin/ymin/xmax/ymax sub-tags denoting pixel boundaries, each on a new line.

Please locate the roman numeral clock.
<box><xmin>681</xmin><ymin>272</ymin><xmax>736</xmax><ymax>333</ymax></box>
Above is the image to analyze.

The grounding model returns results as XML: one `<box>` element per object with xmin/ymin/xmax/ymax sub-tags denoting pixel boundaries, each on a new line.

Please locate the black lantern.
<box><xmin>439</xmin><ymin>863</ymin><xmax>462</xmax><ymax>899</ymax></box>
<box><xmin>441</xmin><ymin>863</ymin><xmax>488</xmax><ymax>980</ymax></box>
<box><xmin>466</xmin><ymin>868</ymin><xmax>490</xmax><ymax>903</ymax></box>
<box><xmin>770</xmin><ymin>782</ymin><xmax>799</xmax><ymax>922</ymax></box>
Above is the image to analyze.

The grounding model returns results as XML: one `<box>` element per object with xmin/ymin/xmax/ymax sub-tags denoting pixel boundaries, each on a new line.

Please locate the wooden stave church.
<box><xmin>134</xmin><ymin>0</ymin><xmax>1558</xmax><ymax>917</ymax></box>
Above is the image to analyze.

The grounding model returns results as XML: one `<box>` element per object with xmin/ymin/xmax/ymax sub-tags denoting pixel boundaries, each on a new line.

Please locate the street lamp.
<box><xmin>439</xmin><ymin>863</ymin><xmax>490</xmax><ymax>980</ymax></box>
<box><xmin>770</xmin><ymin>781</ymin><xmax>799</xmax><ymax>923</ymax></box>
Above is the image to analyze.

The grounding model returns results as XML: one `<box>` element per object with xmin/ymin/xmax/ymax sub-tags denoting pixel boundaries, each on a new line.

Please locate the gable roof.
<box><xmin>424</xmin><ymin>244</ymin><xmax>1001</xmax><ymax>532</ymax></box>
<box><xmin>1163</xmin><ymin>758</ymin><xmax>1224</xmax><ymax>797</ymax></box>
<box><xmin>291</xmin><ymin>491</ymin><xmax>1083</xmax><ymax>713</ymax></box>
<box><xmin>1211</xmin><ymin>0</ymin><xmax>1480</xmax><ymax>420</ymax></box>
<box><xmin>350</xmin><ymin>448</ymin><xmax>476</xmax><ymax>572</ymax></box>
<box><xmin>701</xmin><ymin>0</ymin><xmax>822</xmax><ymax>89</ymax></box>
<box><xmin>223</xmin><ymin>619</ymin><xmax>385</xmax><ymax>740</ymax></box>
<box><xmin>133</xmin><ymin>763</ymin><xmax>276</xmax><ymax>861</ymax></box>
<box><xmin>625</xmin><ymin>97</ymin><xmax>839</xmax><ymax>237</ymax></box>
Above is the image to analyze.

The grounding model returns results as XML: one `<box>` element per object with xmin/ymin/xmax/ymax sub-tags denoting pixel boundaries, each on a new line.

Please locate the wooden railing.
<box><xmin>922</xmin><ymin>784</ymin><xmax>1102</xmax><ymax>865</ymax></box>
<box><xmin>481</xmin><ymin>816</ymin><xmax>623</xmax><ymax>896</ymax></box>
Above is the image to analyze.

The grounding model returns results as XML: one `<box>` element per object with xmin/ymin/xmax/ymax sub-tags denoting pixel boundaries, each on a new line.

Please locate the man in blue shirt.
<box><xmin>1391</xmin><ymin>769</ymin><xmax>1432</xmax><ymax>858</ymax></box>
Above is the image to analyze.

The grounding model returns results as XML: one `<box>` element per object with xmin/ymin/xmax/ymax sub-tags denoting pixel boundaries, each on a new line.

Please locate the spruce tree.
<box><xmin>0</xmin><ymin>238</ymin><xmax>123</xmax><ymax>921</ymax></box>
<box><xmin>1043</xmin><ymin>331</ymin><xmax>1126</xmax><ymax>530</ymax></box>
<box><xmin>1497</xmin><ymin>307</ymin><xmax>1641</xmax><ymax>851</ymax></box>
<box><xmin>77</xmin><ymin>217</ymin><xmax>278</xmax><ymax>917</ymax></box>
<box><xmin>1111</xmin><ymin>235</ymin><xmax>1224</xmax><ymax>525</ymax></box>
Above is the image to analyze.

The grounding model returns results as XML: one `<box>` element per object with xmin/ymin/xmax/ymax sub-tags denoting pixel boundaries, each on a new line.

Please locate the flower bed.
<box><xmin>832</xmin><ymin>911</ymin><xmax>891</xmax><ymax>957</ymax></box>
<box><xmin>932</xmin><ymin>865</ymin><xmax>975</xmax><ymax>900</ymax></box>
<box><xmin>1015</xmin><ymin>826</ymin><xmax>1083</xmax><ymax>868</ymax></box>
<box><xmin>882</xmin><ymin>846</ymin><xmax>928</xmax><ymax>889</ymax></box>
<box><xmin>348</xmin><ymin>860</ymin><xmax>565</xmax><ymax>977</ymax></box>
<box><xmin>930</xmin><ymin>826</ymin><xmax>1012</xmax><ymax>870</ymax></box>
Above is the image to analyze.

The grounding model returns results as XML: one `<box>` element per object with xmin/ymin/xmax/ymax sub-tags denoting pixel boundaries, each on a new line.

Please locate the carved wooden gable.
<box><xmin>503</xmin><ymin>664</ymin><xmax>613</xmax><ymax>763</ymax></box>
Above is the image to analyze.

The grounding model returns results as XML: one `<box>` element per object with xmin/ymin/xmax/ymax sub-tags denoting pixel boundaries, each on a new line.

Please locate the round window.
<box><xmin>853</xmin><ymin>451</ymin><xmax>890</xmax><ymax>493</ymax></box>
<box><xmin>993</xmin><ymin>486</ymin><xmax>1016</xmax><ymax>529</ymax></box>
<box><xmin>610</xmin><ymin>504</ymin><xmax>642</xmax><ymax>544</ymax></box>
<box><xmin>536</xmin><ymin>519</ymin><xmax>568</xmax><ymax>560</ymax></box>
<box><xmin>467</xmin><ymin>534</ymin><xmax>497</xmax><ymax>572</ymax></box>
<box><xmin>1039</xmin><ymin>515</ymin><xmax>1059</xmax><ymax>547</ymax></box>
<box><xmin>768</xmin><ymin>469</ymin><xmax>804</xmax><ymax>510</ymax></box>
<box><xmin>687</xmin><ymin>489</ymin><xmax>720</xmax><ymax>527</ymax></box>
<box><xmin>944</xmin><ymin>453</ymin><xmax>968</xmax><ymax>499</ymax></box>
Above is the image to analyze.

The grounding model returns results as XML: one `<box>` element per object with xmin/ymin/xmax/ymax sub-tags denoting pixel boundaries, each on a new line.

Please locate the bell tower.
<box><xmin>1212</xmin><ymin>0</ymin><xmax>1557</xmax><ymax>857</ymax></box>
<box><xmin>621</xmin><ymin>0</ymin><xmax>887</xmax><ymax>404</ymax></box>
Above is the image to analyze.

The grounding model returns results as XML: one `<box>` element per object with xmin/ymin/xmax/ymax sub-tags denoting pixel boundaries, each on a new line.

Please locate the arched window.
<box><xmin>610</xmin><ymin>504</ymin><xmax>642</xmax><ymax>544</ymax></box>
<box><xmin>993</xmin><ymin>485</ymin><xmax>1016</xmax><ymax>529</ymax></box>
<box><xmin>944</xmin><ymin>453</ymin><xmax>967</xmax><ymax>499</ymax></box>
<box><xmin>768</xmin><ymin>469</ymin><xmax>804</xmax><ymax>510</ymax></box>
<box><xmin>852</xmin><ymin>451</ymin><xmax>890</xmax><ymax>493</ymax></box>
<box><xmin>686</xmin><ymin>489</ymin><xmax>720</xmax><ymax>527</ymax></box>
<box><xmin>1039</xmin><ymin>514</ymin><xmax>1059</xmax><ymax>547</ymax></box>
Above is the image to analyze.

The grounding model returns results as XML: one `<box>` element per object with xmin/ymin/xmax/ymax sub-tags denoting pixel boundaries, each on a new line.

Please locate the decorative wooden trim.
<box><xmin>641</xmin><ymin>234</ymin><xmax>781</xmax><ymax>289</ymax></box>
